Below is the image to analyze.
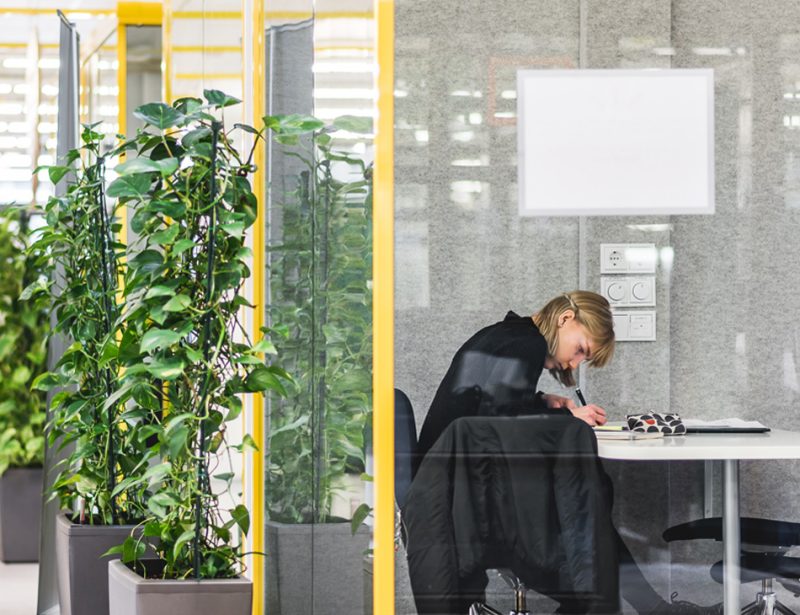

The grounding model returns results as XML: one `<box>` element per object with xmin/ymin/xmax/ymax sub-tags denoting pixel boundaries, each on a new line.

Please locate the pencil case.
<box><xmin>626</xmin><ymin>412</ymin><xmax>686</xmax><ymax>435</ymax></box>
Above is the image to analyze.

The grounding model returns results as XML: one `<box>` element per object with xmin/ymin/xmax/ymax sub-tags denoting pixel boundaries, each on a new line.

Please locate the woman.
<box><xmin>407</xmin><ymin>291</ymin><xmax>719</xmax><ymax>615</ymax></box>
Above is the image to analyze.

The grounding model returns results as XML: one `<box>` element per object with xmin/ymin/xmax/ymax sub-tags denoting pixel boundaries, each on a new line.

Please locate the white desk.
<box><xmin>597</xmin><ymin>430</ymin><xmax>800</xmax><ymax>615</ymax></box>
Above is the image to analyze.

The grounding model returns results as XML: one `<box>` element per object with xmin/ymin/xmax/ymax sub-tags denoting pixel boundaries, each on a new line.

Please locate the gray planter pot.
<box><xmin>55</xmin><ymin>512</ymin><xmax>140</xmax><ymax>615</ymax></box>
<box><xmin>0</xmin><ymin>467</ymin><xmax>43</xmax><ymax>562</ymax></box>
<box><xmin>108</xmin><ymin>559</ymin><xmax>252</xmax><ymax>615</ymax></box>
<box><xmin>267</xmin><ymin>519</ymin><xmax>370</xmax><ymax>615</ymax></box>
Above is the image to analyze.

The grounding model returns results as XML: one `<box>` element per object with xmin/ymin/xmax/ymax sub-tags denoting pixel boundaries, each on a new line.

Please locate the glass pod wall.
<box><xmin>262</xmin><ymin>3</ymin><xmax>376</xmax><ymax>614</ymax></box>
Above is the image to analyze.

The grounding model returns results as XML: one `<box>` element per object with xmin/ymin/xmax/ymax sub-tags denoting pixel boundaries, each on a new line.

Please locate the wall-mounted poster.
<box><xmin>517</xmin><ymin>68</ymin><xmax>715</xmax><ymax>217</ymax></box>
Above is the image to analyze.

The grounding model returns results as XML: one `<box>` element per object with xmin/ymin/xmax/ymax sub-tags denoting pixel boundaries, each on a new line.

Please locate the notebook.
<box><xmin>593</xmin><ymin>428</ymin><xmax>664</xmax><ymax>440</ymax></box>
<box><xmin>681</xmin><ymin>418</ymin><xmax>770</xmax><ymax>433</ymax></box>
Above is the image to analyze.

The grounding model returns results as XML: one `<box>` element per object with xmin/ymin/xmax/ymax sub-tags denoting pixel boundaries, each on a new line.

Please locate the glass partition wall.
<box><xmin>394</xmin><ymin>0</ymin><xmax>800</xmax><ymax>614</ymax></box>
<box><xmin>263</xmin><ymin>3</ymin><xmax>376</xmax><ymax>614</ymax></box>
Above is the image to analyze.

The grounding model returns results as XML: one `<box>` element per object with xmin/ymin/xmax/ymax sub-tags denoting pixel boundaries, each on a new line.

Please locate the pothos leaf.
<box><xmin>133</xmin><ymin>102</ymin><xmax>185</xmax><ymax>130</ymax></box>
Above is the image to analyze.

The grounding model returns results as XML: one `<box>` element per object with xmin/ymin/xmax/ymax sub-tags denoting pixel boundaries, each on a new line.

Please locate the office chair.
<box><xmin>393</xmin><ymin>388</ymin><xmax>531</xmax><ymax>615</ymax></box>
<box><xmin>664</xmin><ymin>518</ymin><xmax>800</xmax><ymax>615</ymax></box>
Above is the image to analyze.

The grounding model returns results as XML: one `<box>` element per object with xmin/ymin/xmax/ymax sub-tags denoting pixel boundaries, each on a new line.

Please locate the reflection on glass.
<box><xmin>264</xmin><ymin>3</ymin><xmax>375</xmax><ymax>614</ymax></box>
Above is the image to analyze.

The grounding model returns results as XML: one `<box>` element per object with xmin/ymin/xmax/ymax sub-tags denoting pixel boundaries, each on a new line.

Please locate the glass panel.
<box><xmin>394</xmin><ymin>2</ymin><xmax>800</xmax><ymax>614</ymax></box>
<box><xmin>263</xmin><ymin>3</ymin><xmax>375</xmax><ymax>613</ymax></box>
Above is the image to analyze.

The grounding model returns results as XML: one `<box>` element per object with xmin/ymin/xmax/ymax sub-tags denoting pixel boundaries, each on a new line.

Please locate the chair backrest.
<box><xmin>394</xmin><ymin>388</ymin><xmax>417</xmax><ymax>509</ymax></box>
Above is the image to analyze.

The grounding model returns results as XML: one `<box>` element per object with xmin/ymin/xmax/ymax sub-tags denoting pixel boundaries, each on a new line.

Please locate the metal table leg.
<box><xmin>723</xmin><ymin>460</ymin><xmax>740</xmax><ymax>615</ymax></box>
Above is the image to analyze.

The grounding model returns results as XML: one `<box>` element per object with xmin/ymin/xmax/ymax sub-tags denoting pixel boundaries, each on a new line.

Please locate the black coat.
<box><xmin>404</xmin><ymin>415</ymin><xmax>619</xmax><ymax>615</ymax></box>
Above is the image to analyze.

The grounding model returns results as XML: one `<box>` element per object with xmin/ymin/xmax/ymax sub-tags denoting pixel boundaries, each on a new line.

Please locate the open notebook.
<box><xmin>593</xmin><ymin>425</ymin><xmax>663</xmax><ymax>440</ymax></box>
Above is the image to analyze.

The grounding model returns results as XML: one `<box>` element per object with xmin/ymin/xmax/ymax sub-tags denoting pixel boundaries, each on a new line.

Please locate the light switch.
<box><xmin>629</xmin><ymin>312</ymin><xmax>656</xmax><ymax>340</ymax></box>
<box><xmin>612</xmin><ymin>310</ymin><xmax>656</xmax><ymax>342</ymax></box>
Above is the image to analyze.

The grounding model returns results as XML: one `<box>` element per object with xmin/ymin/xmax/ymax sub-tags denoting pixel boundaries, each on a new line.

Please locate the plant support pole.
<box><xmin>97</xmin><ymin>158</ymin><xmax>118</xmax><ymax>524</ymax></box>
<box><xmin>195</xmin><ymin>121</ymin><xmax>222</xmax><ymax>578</ymax></box>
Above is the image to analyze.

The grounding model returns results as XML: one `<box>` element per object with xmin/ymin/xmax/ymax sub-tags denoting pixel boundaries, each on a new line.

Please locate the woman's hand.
<box><xmin>540</xmin><ymin>393</ymin><xmax>578</xmax><ymax>411</ymax></box>
<box><xmin>570</xmin><ymin>404</ymin><xmax>607</xmax><ymax>426</ymax></box>
<box><xmin>539</xmin><ymin>393</ymin><xmax>607</xmax><ymax>426</ymax></box>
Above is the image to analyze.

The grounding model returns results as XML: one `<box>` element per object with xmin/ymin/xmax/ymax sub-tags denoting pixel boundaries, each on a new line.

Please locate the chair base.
<box><xmin>469</xmin><ymin>603</ymin><xmax>529</xmax><ymax>615</ymax></box>
<box><xmin>741</xmin><ymin>591</ymin><xmax>796</xmax><ymax>615</ymax></box>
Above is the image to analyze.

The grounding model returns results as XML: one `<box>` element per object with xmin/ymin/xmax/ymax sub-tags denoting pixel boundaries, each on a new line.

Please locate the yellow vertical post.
<box><xmin>246</xmin><ymin>0</ymin><xmax>266</xmax><ymax>614</ymax></box>
<box><xmin>116</xmin><ymin>23</ymin><xmax>127</xmax><ymax>248</ymax></box>
<box><xmin>373</xmin><ymin>0</ymin><xmax>395</xmax><ymax>614</ymax></box>
<box><xmin>162</xmin><ymin>0</ymin><xmax>172</xmax><ymax>103</ymax></box>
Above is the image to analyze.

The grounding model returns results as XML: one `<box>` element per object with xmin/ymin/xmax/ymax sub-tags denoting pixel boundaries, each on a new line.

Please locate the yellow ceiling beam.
<box><xmin>266</xmin><ymin>11</ymin><xmax>373</xmax><ymax>19</ymax></box>
<box><xmin>174</xmin><ymin>73</ymin><xmax>242</xmax><ymax>80</ymax></box>
<box><xmin>173</xmin><ymin>46</ymin><xmax>241</xmax><ymax>53</ymax></box>
<box><xmin>117</xmin><ymin>2</ymin><xmax>163</xmax><ymax>26</ymax></box>
<box><xmin>0</xmin><ymin>8</ymin><xmax>113</xmax><ymax>15</ymax></box>
<box><xmin>172</xmin><ymin>11</ymin><xmax>241</xmax><ymax>19</ymax></box>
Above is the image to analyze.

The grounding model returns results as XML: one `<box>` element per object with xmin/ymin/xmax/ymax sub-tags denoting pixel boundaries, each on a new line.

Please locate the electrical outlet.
<box><xmin>600</xmin><ymin>244</ymin><xmax>657</xmax><ymax>274</ymax></box>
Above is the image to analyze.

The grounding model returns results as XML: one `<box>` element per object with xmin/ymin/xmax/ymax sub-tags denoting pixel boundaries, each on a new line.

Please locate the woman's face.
<box><xmin>546</xmin><ymin>311</ymin><xmax>594</xmax><ymax>371</ymax></box>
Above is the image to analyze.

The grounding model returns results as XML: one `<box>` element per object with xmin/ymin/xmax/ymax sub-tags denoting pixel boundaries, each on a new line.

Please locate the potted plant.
<box><xmin>105</xmin><ymin>91</ymin><xmax>288</xmax><ymax>615</ymax></box>
<box><xmin>0</xmin><ymin>207</ymin><xmax>49</xmax><ymax>563</ymax></box>
<box><xmin>30</xmin><ymin>124</ymin><xmax>157</xmax><ymax>615</ymax></box>
<box><xmin>264</xmin><ymin>115</ymin><xmax>373</xmax><ymax>614</ymax></box>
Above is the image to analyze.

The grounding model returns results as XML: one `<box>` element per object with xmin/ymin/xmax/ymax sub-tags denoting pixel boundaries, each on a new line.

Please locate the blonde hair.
<box><xmin>532</xmin><ymin>290</ymin><xmax>615</xmax><ymax>387</ymax></box>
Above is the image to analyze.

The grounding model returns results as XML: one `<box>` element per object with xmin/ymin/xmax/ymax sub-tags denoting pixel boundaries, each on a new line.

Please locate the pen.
<box><xmin>575</xmin><ymin>387</ymin><xmax>587</xmax><ymax>407</ymax></box>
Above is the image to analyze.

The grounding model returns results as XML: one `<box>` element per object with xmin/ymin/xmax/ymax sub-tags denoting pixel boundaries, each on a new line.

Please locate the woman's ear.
<box><xmin>558</xmin><ymin>309</ymin><xmax>575</xmax><ymax>328</ymax></box>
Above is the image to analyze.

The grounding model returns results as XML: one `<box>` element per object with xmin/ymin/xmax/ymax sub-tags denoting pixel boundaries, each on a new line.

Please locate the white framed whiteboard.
<box><xmin>517</xmin><ymin>68</ymin><xmax>715</xmax><ymax>217</ymax></box>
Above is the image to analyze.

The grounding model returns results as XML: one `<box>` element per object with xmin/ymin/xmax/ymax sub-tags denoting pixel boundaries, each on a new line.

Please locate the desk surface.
<box><xmin>597</xmin><ymin>429</ymin><xmax>800</xmax><ymax>461</ymax></box>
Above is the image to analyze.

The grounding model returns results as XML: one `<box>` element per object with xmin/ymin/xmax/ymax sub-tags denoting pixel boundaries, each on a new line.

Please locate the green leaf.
<box><xmin>182</xmin><ymin>127</ymin><xmax>211</xmax><ymax>147</ymax></box>
<box><xmin>145</xmin><ymin>285</ymin><xmax>175</xmax><ymax>300</ymax></box>
<box><xmin>133</xmin><ymin>103</ymin><xmax>185</xmax><ymax>129</ymax></box>
<box><xmin>173</xmin><ymin>528</ymin><xmax>195</xmax><ymax>560</ymax></box>
<box><xmin>241</xmin><ymin>433</ymin><xmax>258</xmax><ymax>453</ymax></box>
<box><xmin>163</xmin><ymin>294</ymin><xmax>191</xmax><ymax>312</ymax></box>
<box><xmin>47</xmin><ymin>166</ymin><xmax>71</xmax><ymax>185</ymax></box>
<box><xmin>151</xmin><ymin>223</ymin><xmax>181</xmax><ymax>246</ymax></box>
<box><xmin>218</xmin><ymin>222</ymin><xmax>245</xmax><ymax>239</ymax></box>
<box><xmin>251</xmin><ymin>337</ymin><xmax>277</xmax><ymax>355</ymax></box>
<box><xmin>204</xmin><ymin>89</ymin><xmax>241</xmax><ymax>108</ymax></box>
<box><xmin>145</xmin><ymin>356</ymin><xmax>185</xmax><ymax>380</ymax></box>
<box><xmin>107</xmin><ymin>174</ymin><xmax>151</xmax><ymax>199</ymax></box>
<box><xmin>350</xmin><ymin>503</ymin><xmax>371</xmax><ymax>534</ymax></box>
<box><xmin>31</xmin><ymin>372</ymin><xmax>64</xmax><ymax>392</ymax></box>
<box><xmin>129</xmin><ymin>249</ymin><xmax>164</xmax><ymax>274</ymax></box>
<box><xmin>12</xmin><ymin>365</ymin><xmax>31</xmax><ymax>385</ymax></box>
<box><xmin>214</xmin><ymin>472</ymin><xmax>234</xmax><ymax>482</ymax></box>
<box><xmin>148</xmin><ymin>491</ymin><xmax>180</xmax><ymax>518</ymax></box>
<box><xmin>116</xmin><ymin>156</ymin><xmax>179</xmax><ymax>177</ymax></box>
<box><xmin>149</xmin><ymin>199</ymin><xmax>187</xmax><ymax>219</ymax></box>
<box><xmin>172</xmin><ymin>239</ymin><xmax>195</xmax><ymax>255</ymax></box>
<box><xmin>230</xmin><ymin>504</ymin><xmax>250</xmax><ymax>535</ymax></box>
<box><xmin>140</xmin><ymin>328</ymin><xmax>183</xmax><ymax>353</ymax></box>
<box><xmin>244</xmin><ymin>366</ymin><xmax>287</xmax><ymax>395</ymax></box>
<box><xmin>166</xmin><ymin>424</ymin><xmax>189</xmax><ymax>458</ymax></box>
<box><xmin>143</xmin><ymin>461</ymin><xmax>171</xmax><ymax>484</ymax></box>
<box><xmin>121</xmin><ymin>536</ymin><xmax>146</xmax><ymax>564</ymax></box>
<box><xmin>332</xmin><ymin>115</ymin><xmax>373</xmax><ymax>134</ymax></box>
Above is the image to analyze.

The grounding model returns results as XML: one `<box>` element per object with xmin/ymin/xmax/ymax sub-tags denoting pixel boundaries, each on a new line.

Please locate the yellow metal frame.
<box><xmin>116</xmin><ymin>2</ymin><xmax>164</xmax><ymax>245</ymax></box>
<box><xmin>374</xmin><ymin>0</ymin><xmax>395</xmax><ymax>613</ymax></box>
<box><xmin>117</xmin><ymin>2</ymin><xmax>162</xmax><ymax>26</ymax></box>
<box><xmin>247</xmin><ymin>1</ymin><xmax>267</xmax><ymax>614</ymax></box>
<box><xmin>163</xmin><ymin>0</ymin><xmax>172</xmax><ymax>103</ymax></box>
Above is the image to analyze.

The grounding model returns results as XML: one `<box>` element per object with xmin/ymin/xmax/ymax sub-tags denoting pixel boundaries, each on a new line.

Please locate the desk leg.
<box><xmin>723</xmin><ymin>460</ymin><xmax>740</xmax><ymax>615</ymax></box>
